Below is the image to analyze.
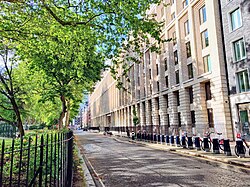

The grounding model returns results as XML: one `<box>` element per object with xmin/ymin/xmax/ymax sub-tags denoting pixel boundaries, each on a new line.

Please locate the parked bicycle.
<box><xmin>235</xmin><ymin>133</ymin><xmax>250</xmax><ymax>157</ymax></box>
<box><xmin>201</xmin><ymin>131</ymin><xmax>224</xmax><ymax>151</ymax></box>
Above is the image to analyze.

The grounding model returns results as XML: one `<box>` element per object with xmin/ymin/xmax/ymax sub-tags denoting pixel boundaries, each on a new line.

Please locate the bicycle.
<box><xmin>235</xmin><ymin>133</ymin><xmax>250</xmax><ymax>157</ymax></box>
<box><xmin>201</xmin><ymin>132</ymin><xmax>224</xmax><ymax>151</ymax></box>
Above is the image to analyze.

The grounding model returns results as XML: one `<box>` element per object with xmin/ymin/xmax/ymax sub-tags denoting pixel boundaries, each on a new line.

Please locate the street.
<box><xmin>76</xmin><ymin>131</ymin><xmax>250</xmax><ymax>187</ymax></box>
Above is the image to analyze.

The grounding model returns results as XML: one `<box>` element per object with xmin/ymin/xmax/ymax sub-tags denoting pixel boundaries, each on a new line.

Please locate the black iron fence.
<box><xmin>0</xmin><ymin>124</ymin><xmax>17</xmax><ymax>138</ymax></box>
<box><xmin>0</xmin><ymin>130</ymin><xmax>73</xmax><ymax>187</ymax></box>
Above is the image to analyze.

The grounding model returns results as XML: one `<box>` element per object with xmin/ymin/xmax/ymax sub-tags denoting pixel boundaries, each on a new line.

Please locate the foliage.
<box><xmin>0</xmin><ymin>0</ymin><xmax>168</xmax><ymax>129</ymax></box>
<box><xmin>1</xmin><ymin>129</ymin><xmax>71</xmax><ymax>186</ymax></box>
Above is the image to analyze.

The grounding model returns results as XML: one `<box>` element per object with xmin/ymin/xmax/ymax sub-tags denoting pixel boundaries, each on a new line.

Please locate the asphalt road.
<box><xmin>76</xmin><ymin>131</ymin><xmax>250</xmax><ymax>187</ymax></box>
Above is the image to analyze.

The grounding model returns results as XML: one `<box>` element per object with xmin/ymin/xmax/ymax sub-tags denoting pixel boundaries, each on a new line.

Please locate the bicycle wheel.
<box><xmin>201</xmin><ymin>141</ymin><xmax>211</xmax><ymax>151</ymax></box>
<box><xmin>234</xmin><ymin>145</ymin><xmax>246</xmax><ymax>157</ymax></box>
<box><xmin>219</xmin><ymin>143</ymin><xmax>224</xmax><ymax>151</ymax></box>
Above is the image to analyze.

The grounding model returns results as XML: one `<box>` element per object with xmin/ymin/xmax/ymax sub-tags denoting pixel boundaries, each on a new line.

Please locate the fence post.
<box><xmin>38</xmin><ymin>135</ymin><xmax>44</xmax><ymax>187</ymax></box>
<box><xmin>18</xmin><ymin>137</ymin><xmax>24</xmax><ymax>187</ymax></box>
<box><xmin>0</xmin><ymin>140</ymin><xmax>5</xmax><ymax>187</ymax></box>
<box><xmin>66</xmin><ymin>131</ymin><xmax>73</xmax><ymax>187</ymax></box>
<box><xmin>26</xmin><ymin>137</ymin><xmax>31</xmax><ymax>187</ymax></box>
<box><xmin>10</xmin><ymin>139</ymin><xmax>15</xmax><ymax>187</ymax></box>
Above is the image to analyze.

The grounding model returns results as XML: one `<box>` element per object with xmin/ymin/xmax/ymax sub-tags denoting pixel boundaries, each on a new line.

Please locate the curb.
<box><xmin>75</xmin><ymin>144</ymin><xmax>96</xmax><ymax>187</ymax></box>
<box><xmin>74</xmin><ymin>135</ymin><xmax>105</xmax><ymax>187</ymax></box>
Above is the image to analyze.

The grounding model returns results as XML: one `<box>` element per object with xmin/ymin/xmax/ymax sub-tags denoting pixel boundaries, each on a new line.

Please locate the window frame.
<box><xmin>203</xmin><ymin>55</ymin><xmax>211</xmax><ymax>73</ymax></box>
<box><xmin>188</xmin><ymin>87</ymin><xmax>193</xmax><ymax>104</ymax></box>
<box><xmin>174</xmin><ymin>50</ymin><xmax>178</xmax><ymax>65</ymax></box>
<box><xmin>230</xmin><ymin>7</ymin><xmax>242</xmax><ymax>31</ymax></box>
<box><xmin>205</xmin><ymin>82</ymin><xmax>212</xmax><ymax>101</ymax></box>
<box><xmin>199</xmin><ymin>5</ymin><xmax>207</xmax><ymax>24</ymax></box>
<box><xmin>188</xmin><ymin>63</ymin><xmax>194</xmax><ymax>79</ymax></box>
<box><xmin>175</xmin><ymin>70</ymin><xmax>180</xmax><ymax>84</ymax></box>
<box><xmin>164</xmin><ymin>58</ymin><xmax>168</xmax><ymax>71</ymax></box>
<box><xmin>184</xmin><ymin>20</ymin><xmax>190</xmax><ymax>36</ymax></box>
<box><xmin>236</xmin><ymin>70</ymin><xmax>250</xmax><ymax>93</ymax></box>
<box><xmin>201</xmin><ymin>29</ymin><xmax>209</xmax><ymax>49</ymax></box>
<box><xmin>186</xmin><ymin>41</ymin><xmax>192</xmax><ymax>58</ymax></box>
<box><xmin>207</xmin><ymin>108</ymin><xmax>214</xmax><ymax>128</ymax></box>
<box><xmin>165</xmin><ymin>75</ymin><xmax>169</xmax><ymax>88</ymax></box>
<box><xmin>232</xmin><ymin>38</ymin><xmax>246</xmax><ymax>62</ymax></box>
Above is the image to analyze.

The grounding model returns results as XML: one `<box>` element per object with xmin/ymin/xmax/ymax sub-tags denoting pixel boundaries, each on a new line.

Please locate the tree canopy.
<box><xmin>0</xmin><ymin>0</ymin><xmax>165</xmax><ymax>134</ymax></box>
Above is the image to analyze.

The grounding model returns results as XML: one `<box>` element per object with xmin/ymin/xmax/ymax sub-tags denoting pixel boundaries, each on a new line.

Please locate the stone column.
<box><xmin>193</xmin><ymin>83</ymin><xmax>208</xmax><ymax>136</ymax></box>
<box><xmin>159</xmin><ymin>95</ymin><xmax>169</xmax><ymax>135</ymax></box>
<box><xmin>152</xmin><ymin>97</ymin><xmax>160</xmax><ymax>134</ymax></box>
<box><xmin>145</xmin><ymin>100</ymin><xmax>153</xmax><ymax>133</ymax></box>
<box><xmin>140</xmin><ymin>102</ymin><xmax>146</xmax><ymax>131</ymax></box>
<box><xmin>168</xmin><ymin>92</ymin><xmax>178</xmax><ymax>135</ymax></box>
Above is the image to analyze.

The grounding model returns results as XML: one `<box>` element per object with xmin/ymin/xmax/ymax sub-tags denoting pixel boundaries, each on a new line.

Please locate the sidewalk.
<box><xmin>109</xmin><ymin>131</ymin><xmax>250</xmax><ymax>171</ymax></box>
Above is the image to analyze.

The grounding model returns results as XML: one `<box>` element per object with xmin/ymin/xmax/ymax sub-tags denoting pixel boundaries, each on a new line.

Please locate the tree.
<box><xmin>0</xmin><ymin>42</ymin><xmax>25</xmax><ymax>136</ymax></box>
<box><xmin>16</xmin><ymin>22</ymin><xmax>104</xmax><ymax>128</ymax></box>
<box><xmin>0</xmin><ymin>0</ymin><xmax>167</xmax><ymax>130</ymax></box>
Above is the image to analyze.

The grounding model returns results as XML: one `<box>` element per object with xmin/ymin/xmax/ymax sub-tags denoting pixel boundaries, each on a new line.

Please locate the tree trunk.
<box><xmin>58</xmin><ymin>95</ymin><xmax>67</xmax><ymax>129</ymax></box>
<box><xmin>65</xmin><ymin>100</ymin><xmax>70</xmax><ymax>127</ymax></box>
<box><xmin>11</xmin><ymin>98</ymin><xmax>24</xmax><ymax>136</ymax></box>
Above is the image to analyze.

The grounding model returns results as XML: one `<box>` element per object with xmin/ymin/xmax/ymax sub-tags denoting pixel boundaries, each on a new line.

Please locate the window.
<box><xmin>164</xmin><ymin>94</ymin><xmax>169</xmax><ymax>108</ymax></box>
<box><xmin>167</xmin><ymin>114</ymin><xmax>170</xmax><ymax>127</ymax></box>
<box><xmin>178</xmin><ymin>112</ymin><xmax>181</xmax><ymax>127</ymax></box>
<box><xmin>149</xmin><ymin>69</ymin><xmax>152</xmax><ymax>79</ymax></box>
<box><xmin>207</xmin><ymin>108</ymin><xmax>214</xmax><ymax>128</ymax></box>
<box><xmin>164</xmin><ymin>58</ymin><xmax>168</xmax><ymax>71</ymax></box>
<box><xmin>156</xmin><ymin>64</ymin><xmax>159</xmax><ymax>75</ymax></box>
<box><xmin>203</xmin><ymin>55</ymin><xmax>211</xmax><ymax>73</ymax></box>
<box><xmin>188</xmin><ymin>64</ymin><xmax>193</xmax><ymax>79</ymax></box>
<box><xmin>237</xmin><ymin>70</ymin><xmax>250</xmax><ymax>93</ymax></box>
<box><xmin>183</xmin><ymin>0</ymin><xmax>188</xmax><ymax>8</ymax></box>
<box><xmin>191</xmin><ymin>111</ymin><xmax>195</xmax><ymax>127</ymax></box>
<box><xmin>188</xmin><ymin>87</ymin><xmax>193</xmax><ymax>104</ymax></box>
<box><xmin>171</xmin><ymin>0</ymin><xmax>175</xmax><ymax>6</ymax></box>
<box><xmin>174</xmin><ymin>50</ymin><xmax>178</xmax><ymax>65</ymax></box>
<box><xmin>201</xmin><ymin>30</ymin><xmax>209</xmax><ymax>48</ymax></box>
<box><xmin>175</xmin><ymin>70</ymin><xmax>179</xmax><ymax>84</ymax></box>
<box><xmin>233</xmin><ymin>38</ymin><xmax>246</xmax><ymax>61</ymax></box>
<box><xmin>172</xmin><ymin>31</ymin><xmax>177</xmax><ymax>45</ymax></box>
<box><xmin>186</xmin><ymin>41</ymin><xmax>191</xmax><ymax>58</ymax></box>
<box><xmin>138</xmin><ymin>77</ymin><xmax>140</xmax><ymax>86</ymax></box>
<box><xmin>156</xmin><ymin>97</ymin><xmax>159</xmax><ymax>110</ymax></box>
<box><xmin>165</xmin><ymin>76</ymin><xmax>169</xmax><ymax>88</ymax></box>
<box><xmin>171</xmin><ymin>12</ymin><xmax>175</xmax><ymax>20</ymax></box>
<box><xmin>175</xmin><ymin>91</ymin><xmax>180</xmax><ymax>106</ymax></box>
<box><xmin>230</xmin><ymin>8</ymin><xmax>242</xmax><ymax>31</ymax></box>
<box><xmin>199</xmin><ymin>5</ymin><xmax>207</xmax><ymax>24</ymax></box>
<box><xmin>205</xmin><ymin>82</ymin><xmax>212</xmax><ymax>100</ymax></box>
<box><xmin>157</xmin><ymin>81</ymin><xmax>160</xmax><ymax>91</ymax></box>
<box><xmin>184</xmin><ymin>20</ymin><xmax>190</xmax><ymax>36</ymax></box>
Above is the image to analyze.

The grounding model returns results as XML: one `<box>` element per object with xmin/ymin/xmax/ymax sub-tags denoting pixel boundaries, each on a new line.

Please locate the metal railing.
<box><xmin>0</xmin><ymin>130</ymin><xmax>73</xmax><ymax>187</ymax></box>
<box><xmin>0</xmin><ymin>124</ymin><xmax>17</xmax><ymax>138</ymax></box>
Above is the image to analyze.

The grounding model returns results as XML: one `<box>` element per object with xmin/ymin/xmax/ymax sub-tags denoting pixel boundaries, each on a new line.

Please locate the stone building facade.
<box><xmin>220</xmin><ymin>0</ymin><xmax>250</xmax><ymax>138</ymax></box>
<box><xmin>90</xmin><ymin>0</ymin><xmax>235</xmax><ymax>139</ymax></box>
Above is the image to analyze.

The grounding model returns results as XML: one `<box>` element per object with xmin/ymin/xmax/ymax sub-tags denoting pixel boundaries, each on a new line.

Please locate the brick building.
<box><xmin>89</xmin><ymin>0</ymin><xmax>241</xmax><ymax>139</ymax></box>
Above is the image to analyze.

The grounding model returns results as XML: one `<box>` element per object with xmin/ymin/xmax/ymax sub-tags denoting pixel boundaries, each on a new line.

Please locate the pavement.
<box><xmin>75</xmin><ymin>130</ymin><xmax>250</xmax><ymax>187</ymax></box>
<box><xmin>109</xmin><ymin>131</ymin><xmax>250</xmax><ymax>170</ymax></box>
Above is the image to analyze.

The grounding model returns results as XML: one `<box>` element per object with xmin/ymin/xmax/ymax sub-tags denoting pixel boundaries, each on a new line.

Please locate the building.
<box><xmin>220</xmin><ymin>0</ymin><xmax>250</xmax><ymax>138</ymax></box>
<box><xmin>90</xmin><ymin>0</ymin><xmax>236</xmax><ymax>139</ymax></box>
